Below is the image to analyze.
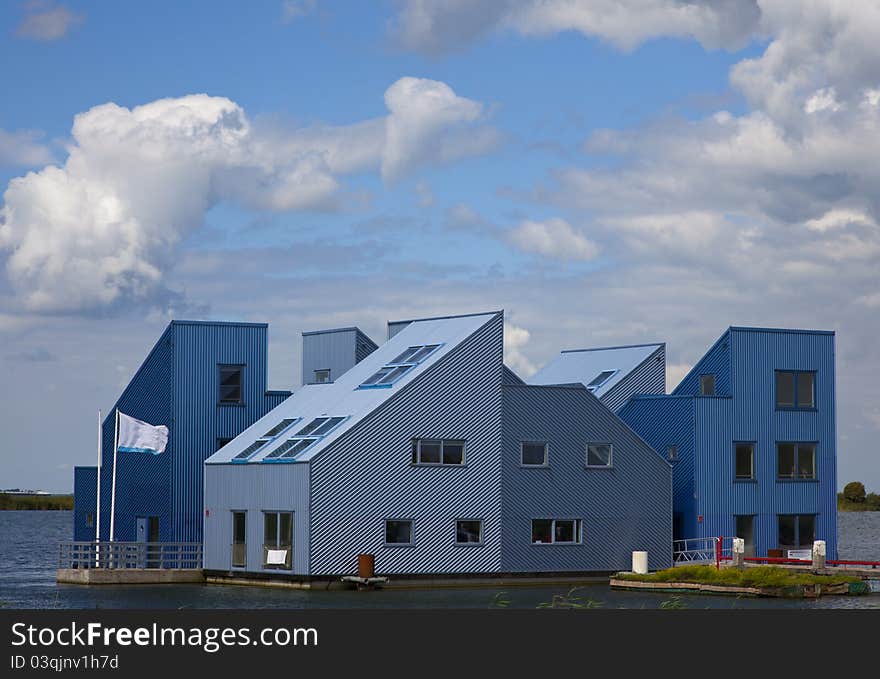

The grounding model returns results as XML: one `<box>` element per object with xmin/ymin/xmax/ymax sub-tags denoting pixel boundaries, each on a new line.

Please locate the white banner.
<box><xmin>117</xmin><ymin>411</ymin><xmax>168</xmax><ymax>454</ymax></box>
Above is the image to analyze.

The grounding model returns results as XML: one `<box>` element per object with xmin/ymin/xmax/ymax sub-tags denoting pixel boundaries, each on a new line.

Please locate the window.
<box><xmin>359</xmin><ymin>344</ymin><xmax>442</xmax><ymax>389</ymax></box>
<box><xmin>218</xmin><ymin>365</ymin><xmax>243</xmax><ymax>404</ymax></box>
<box><xmin>586</xmin><ymin>369</ymin><xmax>617</xmax><ymax>390</ymax></box>
<box><xmin>777</xmin><ymin>442</ymin><xmax>816</xmax><ymax>480</ymax></box>
<box><xmin>775</xmin><ymin>371</ymin><xmax>815</xmax><ymax>410</ymax></box>
<box><xmin>261</xmin><ymin>416</ymin><xmax>346</xmax><ymax>462</ymax></box>
<box><xmin>586</xmin><ymin>443</ymin><xmax>612</xmax><ymax>468</ymax></box>
<box><xmin>531</xmin><ymin>519</ymin><xmax>582</xmax><ymax>544</ymax></box>
<box><xmin>700</xmin><ymin>374</ymin><xmax>715</xmax><ymax>396</ymax></box>
<box><xmin>313</xmin><ymin>369</ymin><xmax>331</xmax><ymax>384</ymax></box>
<box><xmin>520</xmin><ymin>442</ymin><xmax>548</xmax><ymax>466</ymax></box>
<box><xmin>232</xmin><ymin>511</ymin><xmax>246</xmax><ymax>567</ymax></box>
<box><xmin>667</xmin><ymin>445</ymin><xmax>678</xmax><ymax>461</ymax></box>
<box><xmin>216</xmin><ymin>437</ymin><xmax>233</xmax><ymax>451</ymax></box>
<box><xmin>778</xmin><ymin>514</ymin><xmax>816</xmax><ymax>549</ymax></box>
<box><xmin>231</xmin><ymin>417</ymin><xmax>302</xmax><ymax>462</ymax></box>
<box><xmin>411</xmin><ymin>439</ymin><xmax>466</xmax><ymax>465</ymax></box>
<box><xmin>385</xmin><ymin>520</ymin><xmax>413</xmax><ymax>545</ymax></box>
<box><xmin>263</xmin><ymin>511</ymin><xmax>292</xmax><ymax>569</ymax></box>
<box><xmin>735</xmin><ymin>443</ymin><xmax>755</xmax><ymax>480</ymax></box>
<box><xmin>455</xmin><ymin>520</ymin><xmax>483</xmax><ymax>545</ymax></box>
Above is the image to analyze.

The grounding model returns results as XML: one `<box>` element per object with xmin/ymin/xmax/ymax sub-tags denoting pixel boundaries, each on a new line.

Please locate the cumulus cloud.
<box><xmin>390</xmin><ymin>0</ymin><xmax>761</xmax><ymax>54</ymax></box>
<box><xmin>0</xmin><ymin>129</ymin><xmax>53</xmax><ymax>167</ymax></box>
<box><xmin>17</xmin><ymin>1</ymin><xmax>83</xmax><ymax>41</ymax></box>
<box><xmin>504</xmin><ymin>322</ymin><xmax>536</xmax><ymax>377</ymax></box>
<box><xmin>382</xmin><ymin>77</ymin><xmax>499</xmax><ymax>182</ymax></box>
<box><xmin>507</xmin><ymin>218</ymin><xmax>599</xmax><ymax>261</ymax></box>
<box><xmin>0</xmin><ymin>79</ymin><xmax>497</xmax><ymax>313</ymax></box>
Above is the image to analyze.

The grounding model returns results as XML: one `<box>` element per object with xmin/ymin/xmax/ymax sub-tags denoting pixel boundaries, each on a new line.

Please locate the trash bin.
<box><xmin>358</xmin><ymin>553</ymin><xmax>375</xmax><ymax>579</ymax></box>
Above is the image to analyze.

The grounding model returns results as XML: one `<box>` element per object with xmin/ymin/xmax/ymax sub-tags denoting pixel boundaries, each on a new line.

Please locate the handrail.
<box><xmin>58</xmin><ymin>541</ymin><xmax>202</xmax><ymax>570</ymax></box>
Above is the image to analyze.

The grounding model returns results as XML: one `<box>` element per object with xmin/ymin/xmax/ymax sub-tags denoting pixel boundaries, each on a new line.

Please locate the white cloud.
<box><xmin>0</xmin><ymin>129</ymin><xmax>53</xmax><ymax>167</ymax></box>
<box><xmin>382</xmin><ymin>77</ymin><xmax>499</xmax><ymax>182</ymax></box>
<box><xmin>281</xmin><ymin>0</ymin><xmax>316</xmax><ymax>23</ymax></box>
<box><xmin>17</xmin><ymin>1</ymin><xmax>82</xmax><ymax>41</ymax></box>
<box><xmin>666</xmin><ymin>363</ymin><xmax>691</xmax><ymax>392</ymax></box>
<box><xmin>0</xmin><ymin>79</ymin><xmax>498</xmax><ymax>313</ymax></box>
<box><xmin>504</xmin><ymin>322</ymin><xmax>536</xmax><ymax>377</ymax></box>
<box><xmin>507</xmin><ymin>218</ymin><xmax>598</xmax><ymax>261</ymax></box>
<box><xmin>389</xmin><ymin>0</ymin><xmax>761</xmax><ymax>54</ymax></box>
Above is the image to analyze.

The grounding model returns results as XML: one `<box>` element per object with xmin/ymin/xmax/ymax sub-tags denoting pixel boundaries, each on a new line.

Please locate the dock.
<box><xmin>57</xmin><ymin>541</ymin><xmax>203</xmax><ymax>585</ymax></box>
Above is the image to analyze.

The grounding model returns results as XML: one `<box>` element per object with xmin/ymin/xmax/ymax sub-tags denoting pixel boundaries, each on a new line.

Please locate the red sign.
<box><xmin>697</xmin><ymin>515</ymin><xmax>703</xmax><ymax>523</ymax></box>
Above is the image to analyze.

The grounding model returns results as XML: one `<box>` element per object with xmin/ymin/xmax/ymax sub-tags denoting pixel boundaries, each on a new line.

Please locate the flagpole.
<box><xmin>95</xmin><ymin>409</ymin><xmax>102</xmax><ymax>567</ymax></box>
<box><xmin>109</xmin><ymin>408</ymin><xmax>119</xmax><ymax>543</ymax></box>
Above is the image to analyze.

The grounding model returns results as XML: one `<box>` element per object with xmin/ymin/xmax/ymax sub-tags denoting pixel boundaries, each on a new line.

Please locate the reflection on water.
<box><xmin>1</xmin><ymin>511</ymin><xmax>878</xmax><ymax>609</ymax></box>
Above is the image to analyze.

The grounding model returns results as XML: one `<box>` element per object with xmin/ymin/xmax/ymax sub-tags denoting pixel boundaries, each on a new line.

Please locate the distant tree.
<box><xmin>843</xmin><ymin>481</ymin><xmax>866</xmax><ymax>503</ymax></box>
<box><xmin>866</xmin><ymin>492</ymin><xmax>880</xmax><ymax>510</ymax></box>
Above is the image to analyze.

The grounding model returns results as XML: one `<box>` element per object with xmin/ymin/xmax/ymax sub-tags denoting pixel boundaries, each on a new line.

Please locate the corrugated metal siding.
<box><xmin>502</xmin><ymin>365</ymin><xmax>525</xmax><ymax>385</ymax></box>
<box><xmin>502</xmin><ymin>385</ymin><xmax>672</xmax><ymax>572</ymax></box>
<box><xmin>73</xmin><ymin>466</ymin><xmax>98</xmax><ymax>541</ymax></box>
<box><xmin>618</xmin><ymin>396</ymin><xmax>697</xmax><ymax>540</ymax></box>
<box><xmin>308</xmin><ymin>313</ymin><xmax>504</xmax><ymax>575</ymax></box>
<box><xmin>203</xmin><ymin>463</ymin><xmax>309</xmax><ymax>573</ymax></box>
<box><xmin>673</xmin><ymin>330</ymin><xmax>732</xmax><ymax>396</ymax></box>
<box><xmin>172</xmin><ymin>322</ymin><xmax>282</xmax><ymax>543</ymax></box>
<box><xmin>386</xmin><ymin>321</ymin><xmax>409</xmax><ymax>339</ymax></box>
<box><xmin>602</xmin><ymin>345</ymin><xmax>666</xmax><ymax>413</ymax></box>
<box><xmin>727</xmin><ymin>329</ymin><xmax>837</xmax><ymax>559</ymax></box>
<box><xmin>97</xmin><ymin>325</ymin><xmax>174</xmax><ymax>542</ymax></box>
<box><xmin>355</xmin><ymin>329</ymin><xmax>378</xmax><ymax>363</ymax></box>
<box><xmin>301</xmin><ymin>329</ymin><xmax>361</xmax><ymax>385</ymax></box>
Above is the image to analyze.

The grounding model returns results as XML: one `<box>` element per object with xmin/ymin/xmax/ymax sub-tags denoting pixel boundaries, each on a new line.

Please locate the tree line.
<box><xmin>837</xmin><ymin>482</ymin><xmax>880</xmax><ymax>511</ymax></box>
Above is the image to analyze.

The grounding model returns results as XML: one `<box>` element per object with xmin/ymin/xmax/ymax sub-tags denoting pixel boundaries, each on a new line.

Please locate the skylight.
<box><xmin>359</xmin><ymin>344</ymin><xmax>442</xmax><ymax>389</ymax></box>
<box><xmin>260</xmin><ymin>416</ymin><xmax>348</xmax><ymax>463</ymax></box>
<box><xmin>231</xmin><ymin>418</ymin><xmax>301</xmax><ymax>462</ymax></box>
<box><xmin>586</xmin><ymin>370</ymin><xmax>617</xmax><ymax>390</ymax></box>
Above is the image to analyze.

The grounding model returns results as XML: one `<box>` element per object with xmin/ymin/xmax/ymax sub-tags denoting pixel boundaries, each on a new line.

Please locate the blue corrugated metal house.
<box><xmin>73</xmin><ymin>321</ymin><xmax>292</xmax><ymax>543</ymax></box>
<box><xmin>618</xmin><ymin>326</ymin><xmax>837</xmax><ymax>559</ymax></box>
<box><xmin>203</xmin><ymin>311</ymin><xmax>672</xmax><ymax>577</ymax></box>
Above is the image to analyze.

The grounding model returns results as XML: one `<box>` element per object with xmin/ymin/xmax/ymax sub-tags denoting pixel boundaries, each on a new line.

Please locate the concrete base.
<box><xmin>57</xmin><ymin>569</ymin><xmax>205</xmax><ymax>585</ymax></box>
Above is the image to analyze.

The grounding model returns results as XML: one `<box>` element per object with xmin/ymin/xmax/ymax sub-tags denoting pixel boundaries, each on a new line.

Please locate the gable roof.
<box><xmin>206</xmin><ymin>311</ymin><xmax>500</xmax><ymax>465</ymax></box>
<box><xmin>528</xmin><ymin>343</ymin><xmax>664</xmax><ymax>398</ymax></box>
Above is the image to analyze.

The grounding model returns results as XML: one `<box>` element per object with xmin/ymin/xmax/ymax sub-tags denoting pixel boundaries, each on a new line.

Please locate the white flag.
<box><xmin>117</xmin><ymin>411</ymin><xmax>168</xmax><ymax>455</ymax></box>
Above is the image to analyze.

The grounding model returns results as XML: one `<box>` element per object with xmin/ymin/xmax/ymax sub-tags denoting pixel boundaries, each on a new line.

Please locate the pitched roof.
<box><xmin>528</xmin><ymin>343</ymin><xmax>664</xmax><ymax>398</ymax></box>
<box><xmin>206</xmin><ymin>311</ymin><xmax>500</xmax><ymax>465</ymax></box>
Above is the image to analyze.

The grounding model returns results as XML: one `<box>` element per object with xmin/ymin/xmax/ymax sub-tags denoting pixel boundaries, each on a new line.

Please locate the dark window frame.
<box><xmin>775</xmin><ymin>370</ymin><xmax>817</xmax><ymax>411</ymax></box>
<box><xmin>454</xmin><ymin>519</ymin><xmax>484</xmax><ymax>546</ymax></box>
<box><xmin>734</xmin><ymin>442</ymin><xmax>756</xmax><ymax>481</ymax></box>
<box><xmin>218</xmin><ymin>364</ymin><xmax>245</xmax><ymax>406</ymax></box>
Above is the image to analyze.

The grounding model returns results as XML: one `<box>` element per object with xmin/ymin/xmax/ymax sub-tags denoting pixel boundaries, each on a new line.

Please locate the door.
<box><xmin>136</xmin><ymin>517</ymin><xmax>148</xmax><ymax>568</ymax></box>
<box><xmin>735</xmin><ymin>515</ymin><xmax>755</xmax><ymax>557</ymax></box>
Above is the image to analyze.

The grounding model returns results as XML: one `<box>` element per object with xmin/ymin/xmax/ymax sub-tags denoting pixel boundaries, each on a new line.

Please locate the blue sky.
<box><xmin>1</xmin><ymin>1</ymin><xmax>879</xmax><ymax>493</ymax></box>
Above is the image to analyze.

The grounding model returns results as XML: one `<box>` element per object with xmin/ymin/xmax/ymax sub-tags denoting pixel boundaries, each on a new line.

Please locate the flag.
<box><xmin>116</xmin><ymin>411</ymin><xmax>168</xmax><ymax>454</ymax></box>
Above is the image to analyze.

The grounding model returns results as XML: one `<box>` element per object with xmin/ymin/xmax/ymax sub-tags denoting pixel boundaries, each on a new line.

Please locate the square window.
<box><xmin>385</xmin><ymin>520</ymin><xmax>413</xmax><ymax>545</ymax></box>
<box><xmin>554</xmin><ymin>520</ymin><xmax>577</xmax><ymax>543</ymax></box>
<box><xmin>700</xmin><ymin>374</ymin><xmax>715</xmax><ymax>396</ymax></box>
<box><xmin>586</xmin><ymin>443</ymin><xmax>612</xmax><ymax>467</ymax></box>
<box><xmin>531</xmin><ymin>519</ymin><xmax>553</xmax><ymax>544</ymax></box>
<box><xmin>314</xmin><ymin>369</ymin><xmax>331</xmax><ymax>384</ymax></box>
<box><xmin>521</xmin><ymin>442</ymin><xmax>547</xmax><ymax>466</ymax></box>
<box><xmin>442</xmin><ymin>441</ymin><xmax>465</xmax><ymax>465</ymax></box>
<box><xmin>419</xmin><ymin>440</ymin><xmax>442</xmax><ymax>464</ymax></box>
<box><xmin>219</xmin><ymin>365</ymin><xmax>243</xmax><ymax>404</ymax></box>
<box><xmin>455</xmin><ymin>520</ymin><xmax>482</xmax><ymax>544</ymax></box>
<box><xmin>735</xmin><ymin>443</ymin><xmax>754</xmax><ymax>480</ymax></box>
<box><xmin>777</xmin><ymin>443</ymin><xmax>816</xmax><ymax>480</ymax></box>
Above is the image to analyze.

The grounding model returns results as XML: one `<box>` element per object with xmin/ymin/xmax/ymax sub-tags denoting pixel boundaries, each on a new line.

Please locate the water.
<box><xmin>2</xmin><ymin>511</ymin><xmax>878</xmax><ymax>610</ymax></box>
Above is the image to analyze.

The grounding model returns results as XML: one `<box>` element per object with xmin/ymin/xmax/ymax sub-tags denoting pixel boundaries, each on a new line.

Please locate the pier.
<box><xmin>57</xmin><ymin>541</ymin><xmax>204</xmax><ymax>584</ymax></box>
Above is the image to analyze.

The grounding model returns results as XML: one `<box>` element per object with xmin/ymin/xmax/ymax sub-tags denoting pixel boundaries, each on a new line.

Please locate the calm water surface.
<box><xmin>1</xmin><ymin>511</ymin><xmax>878</xmax><ymax>609</ymax></box>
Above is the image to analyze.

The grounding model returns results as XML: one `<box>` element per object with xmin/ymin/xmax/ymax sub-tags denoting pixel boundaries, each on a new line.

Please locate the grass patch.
<box><xmin>617</xmin><ymin>565</ymin><xmax>860</xmax><ymax>588</ymax></box>
<box><xmin>0</xmin><ymin>494</ymin><xmax>73</xmax><ymax>510</ymax></box>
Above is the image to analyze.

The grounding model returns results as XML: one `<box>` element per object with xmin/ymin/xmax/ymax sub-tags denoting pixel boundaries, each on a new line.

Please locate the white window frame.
<box><xmin>384</xmin><ymin>519</ymin><xmax>415</xmax><ymax>547</ymax></box>
<box><xmin>411</xmin><ymin>438</ymin><xmax>466</xmax><ymax>466</ymax></box>
<box><xmin>454</xmin><ymin>519</ymin><xmax>484</xmax><ymax>546</ymax></box>
<box><xmin>531</xmin><ymin>518</ymin><xmax>583</xmax><ymax>545</ymax></box>
<box><xmin>585</xmin><ymin>443</ymin><xmax>613</xmax><ymax>468</ymax></box>
<box><xmin>313</xmin><ymin>369</ymin><xmax>331</xmax><ymax>384</ymax></box>
<box><xmin>519</xmin><ymin>441</ymin><xmax>549</xmax><ymax>467</ymax></box>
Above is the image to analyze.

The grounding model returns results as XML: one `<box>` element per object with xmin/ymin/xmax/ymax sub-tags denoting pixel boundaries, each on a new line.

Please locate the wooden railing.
<box><xmin>58</xmin><ymin>541</ymin><xmax>202</xmax><ymax>570</ymax></box>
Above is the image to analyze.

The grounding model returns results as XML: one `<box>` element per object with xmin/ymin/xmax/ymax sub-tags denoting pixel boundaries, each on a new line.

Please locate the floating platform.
<box><xmin>340</xmin><ymin>575</ymin><xmax>389</xmax><ymax>590</ymax></box>
<box><xmin>610</xmin><ymin>577</ymin><xmax>872</xmax><ymax>598</ymax></box>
